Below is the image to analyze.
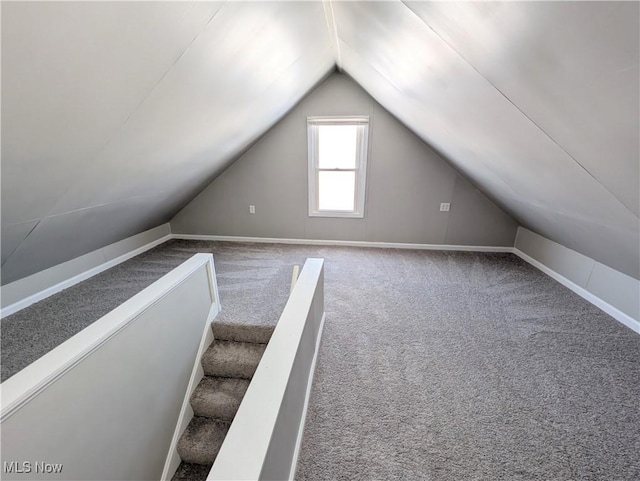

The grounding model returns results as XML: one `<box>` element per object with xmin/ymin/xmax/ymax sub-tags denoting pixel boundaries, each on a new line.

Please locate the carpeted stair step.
<box><xmin>201</xmin><ymin>340</ymin><xmax>266</xmax><ymax>379</ymax></box>
<box><xmin>212</xmin><ymin>321</ymin><xmax>274</xmax><ymax>344</ymax></box>
<box><xmin>171</xmin><ymin>462</ymin><xmax>212</xmax><ymax>481</ymax></box>
<box><xmin>173</xmin><ymin>335</ymin><xmax>268</xmax><ymax>478</ymax></box>
<box><xmin>177</xmin><ymin>417</ymin><xmax>230</xmax><ymax>465</ymax></box>
<box><xmin>190</xmin><ymin>376</ymin><xmax>250</xmax><ymax>420</ymax></box>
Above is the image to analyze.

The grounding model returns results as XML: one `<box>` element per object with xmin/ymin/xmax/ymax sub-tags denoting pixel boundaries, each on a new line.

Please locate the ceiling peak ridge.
<box><xmin>322</xmin><ymin>0</ymin><xmax>342</xmax><ymax>71</ymax></box>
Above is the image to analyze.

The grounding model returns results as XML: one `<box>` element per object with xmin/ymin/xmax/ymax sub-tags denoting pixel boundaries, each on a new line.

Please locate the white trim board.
<box><xmin>289</xmin><ymin>312</ymin><xmax>326</xmax><ymax>480</ymax></box>
<box><xmin>160</xmin><ymin>301</ymin><xmax>219</xmax><ymax>481</ymax></box>
<box><xmin>1</xmin><ymin>224</ymin><xmax>172</xmax><ymax>318</ymax></box>
<box><xmin>159</xmin><ymin>252</ymin><xmax>221</xmax><ymax>481</ymax></box>
<box><xmin>172</xmin><ymin>234</ymin><xmax>514</xmax><ymax>253</ymax></box>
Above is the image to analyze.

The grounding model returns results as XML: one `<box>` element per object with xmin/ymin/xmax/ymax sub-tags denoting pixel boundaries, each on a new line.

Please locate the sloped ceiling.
<box><xmin>1</xmin><ymin>1</ymin><xmax>334</xmax><ymax>283</ymax></box>
<box><xmin>2</xmin><ymin>1</ymin><xmax>638</xmax><ymax>284</ymax></box>
<box><xmin>328</xmin><ymin>0</ymin><xmax>639</xmax><ymax>278</ymax></box>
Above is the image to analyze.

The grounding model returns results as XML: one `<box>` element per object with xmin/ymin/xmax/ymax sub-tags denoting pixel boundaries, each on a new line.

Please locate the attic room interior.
<box><xmin>1</xmin><ymin>1</ymin><xmax>639</xmax><ymax>480</ymax></box>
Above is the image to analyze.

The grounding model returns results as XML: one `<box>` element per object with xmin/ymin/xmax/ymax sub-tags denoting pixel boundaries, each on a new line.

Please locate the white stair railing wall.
<box><xmin>0</xmin><ymin>254</ymin><xmax>221</xmax><ymax>481</ymax></box>
<box><xmin>208</xmin><ymin>258</ymin><xmax>325</xmax><ymax>481</ymax></box>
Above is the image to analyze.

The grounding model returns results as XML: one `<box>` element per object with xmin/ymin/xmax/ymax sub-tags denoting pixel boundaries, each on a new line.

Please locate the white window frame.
<box><xmin>307</xmin><ymin>115</ymin><xmax>369</xmax><ymax>218</ymax></box>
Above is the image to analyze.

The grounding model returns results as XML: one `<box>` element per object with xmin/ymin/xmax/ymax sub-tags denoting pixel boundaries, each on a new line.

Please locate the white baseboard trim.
<box><xmin>288</xmin><ymin>312</ymin><xmax>326</xmax><ymax>481</ymax></box>
<box><xmin>1</xmin><ymin>224</ymin><xmax>172</xmax><ymax>318</ymax></box>
<box><xmin>513</xmin><ymin>248</ymin><xmax>640</xmax><ymax>335</ymax></box>
<box><xmin>172</xmin><ymin>234</ymin><xmax>514</xmax><ymax>253</ymax></box>
<box><xmin>6</xmin><ymin>228</ymin><xmax>635</xmax><ymax>335</ymax></box>
<box><xmin>1</xmin><ymin>231</ymin><xmax>515</xmax><ymax>319</ymax></box>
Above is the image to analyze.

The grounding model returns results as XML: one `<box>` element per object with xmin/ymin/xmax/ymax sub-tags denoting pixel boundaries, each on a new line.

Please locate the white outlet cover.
<box><xmin>440</xmin><ymin>203</ymin><xmax>450</xmax><ymax>212</ymax></box>
<box><xmin>249</xmin><ymin>205</ymin><xmax>255</xmax><ymax>214</ymax></box>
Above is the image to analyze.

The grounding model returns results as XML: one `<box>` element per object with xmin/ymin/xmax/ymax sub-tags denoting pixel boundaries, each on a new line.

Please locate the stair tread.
<box><xmin>177</xmin><ymin>417</ymin><xmax>230</xmax><ymax>465</ymax></box>
<box><xmin>201</xmin><ymin>340</ymin><xmax>266</xmax><ymax>379</ymax></box>
<box><xmin>171</xmin><ymin>462</ymin><xmax>212</xmax><ymax>481</ymax></box>
<box><xmin>211</xmin><ymin>321</ymin><xmax>274</xmax><ymax>344</ymax></box>
<box><xmin>191</xmin><ymin>376</ymin><xmax>250</xmax><ymax>420</ymax></box>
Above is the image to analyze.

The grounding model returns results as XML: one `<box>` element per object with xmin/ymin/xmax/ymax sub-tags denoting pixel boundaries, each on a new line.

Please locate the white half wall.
<box><xmin>0</xmin><ymin>254</ymin><xmax>219</xmax><ymax>480</ymax></box>
<box><xmin>514</xmin><ymin>227</ymin><xmax>639</xmax><ymax>332</ymax></box>
<box><xmin>0</xmin><ymin>223</ymin><xmax>171</xmax><ymax>316</ymax></box>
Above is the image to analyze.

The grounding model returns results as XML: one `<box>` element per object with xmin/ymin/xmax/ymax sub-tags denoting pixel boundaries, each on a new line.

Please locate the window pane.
<box><xmin>318</xmin><ymin>171</ymin><xmax>356</xmax><ymax>211</ymax></box>
<box><xmin>318</xmin><ymin>125</ymin><xmax>357</xmax><ymax>169</ymax></box>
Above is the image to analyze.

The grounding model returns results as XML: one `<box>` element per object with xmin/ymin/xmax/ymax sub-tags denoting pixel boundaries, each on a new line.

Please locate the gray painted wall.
<box><xmin>171</xmin><ymin>74</ymin><xmax>517</xmax><ymax>246</ymax></box>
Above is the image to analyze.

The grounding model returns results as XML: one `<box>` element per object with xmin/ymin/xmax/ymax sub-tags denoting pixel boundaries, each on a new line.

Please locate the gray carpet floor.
<box><xmin>1</xmin><ymin>240</ymin><xmax>300</xmax><ymax>381</ymax></box>
<box><xmin>2</xmin><ymin>240</ymin><xmax>639</xmax><ymax>480</ymax></box>
<box><xmin>295</xmin><ymin>247</ymin><xmax>640</xmax><ymax>481</ymax></box>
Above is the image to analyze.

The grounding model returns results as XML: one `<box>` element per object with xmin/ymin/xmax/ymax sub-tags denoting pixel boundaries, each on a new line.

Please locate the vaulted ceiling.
<box><xmin>2</xmin><ymin>1</ymin><xmax>638</xmax><ymax>283</ymax></box>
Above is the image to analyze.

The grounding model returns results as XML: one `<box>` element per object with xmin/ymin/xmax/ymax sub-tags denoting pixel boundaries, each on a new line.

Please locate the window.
<box><xmin>307</xmin><ymin>116</ymin><xmax>369</xmax><ymax>218</ymax></box>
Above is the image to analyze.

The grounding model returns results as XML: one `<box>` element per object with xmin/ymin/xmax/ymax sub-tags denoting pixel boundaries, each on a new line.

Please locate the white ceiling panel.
<box><xmin>47</xmin><ymin>1</ymin><xmax>334</xmax><ymax>215</ymax></box>
<box><xmin>1</xmin><ymin>220</ymin><xmax>39</xmax><ymax>266</ymax></box>
<box><xmin>331</xmin><ymin>0</ymin><xmax>639</xmax><ymax>278</ymax></box>
<box><xmin>1</xmin><ymin>1</ymin><xmax>223</xmax><ymax>226</ymax></box>
<box><xmin>404</xmin><ymin>0</ymin><xmax>639</xmax><ymax>216</ymax></box>
<box><xmin>1</xmin><ymin>1</ymin><xmax>333</xmax><ymax>282</ymax></box>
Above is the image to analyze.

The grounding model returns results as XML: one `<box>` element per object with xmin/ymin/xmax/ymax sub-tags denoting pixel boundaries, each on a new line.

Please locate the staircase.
<box><xmin>171</xmin><ymin>323</ymin><xmax>273</xmax><ymax>481</ymax></box>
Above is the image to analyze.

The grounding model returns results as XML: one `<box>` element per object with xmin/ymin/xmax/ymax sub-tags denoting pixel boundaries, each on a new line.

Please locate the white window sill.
<box><xmin>308</xmin><ymin>211</ymin><xmax>364</xmax><ymax>219</ymax></box>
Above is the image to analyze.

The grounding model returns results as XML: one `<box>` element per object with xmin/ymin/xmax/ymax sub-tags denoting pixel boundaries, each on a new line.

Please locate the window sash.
<box><xmin>317</xmin><ymin>170</ymin><xmax>357</xmax><ymax>212</ymax></box>
<box><xmin>307</xmin><ymin>116</ymin><xmax>369</xmax><ymax>218</ymax></box>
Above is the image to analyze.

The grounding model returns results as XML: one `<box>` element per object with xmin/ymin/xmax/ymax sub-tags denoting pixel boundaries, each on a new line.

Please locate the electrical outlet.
<box><xmin>440</xmin><ymin>203</ymin><xmax>450</xmax><ymax>212</ymax></box>
<box><xmin>249</xmin><ymin>205</ymin><xmax>256</xmax><ymax>214</ymax></box>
